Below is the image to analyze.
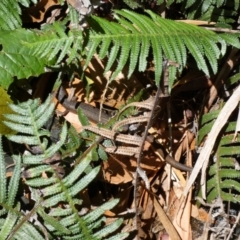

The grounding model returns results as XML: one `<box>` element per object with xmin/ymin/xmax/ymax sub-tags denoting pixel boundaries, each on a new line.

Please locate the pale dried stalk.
<box><xmin>183</xmin><ymin>85</ymin><xmax>240</xmax><ymax>197</ymax></box>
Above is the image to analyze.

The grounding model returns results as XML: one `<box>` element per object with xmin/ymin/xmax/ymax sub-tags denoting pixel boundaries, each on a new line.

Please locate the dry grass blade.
<box><xmin>153</xmin><ymin>196</ymin><xmax>181</xmax><ymax>240</ymax></box>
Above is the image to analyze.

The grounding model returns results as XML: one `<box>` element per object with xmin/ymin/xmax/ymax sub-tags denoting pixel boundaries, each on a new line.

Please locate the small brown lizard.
<box><xmin>57</xmin><ymin>86</ymin><xmax>193</xmax><ymax>172</ymax></box>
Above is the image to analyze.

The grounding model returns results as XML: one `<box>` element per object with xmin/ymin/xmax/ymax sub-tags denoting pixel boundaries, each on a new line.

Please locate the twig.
<box><xmin>7</xmin><ymin>199</ymin><xmax>44</xmax><ymax>240</ymax></box>
<box><xmin>133</xmin><ymin>61</ymin><xmax>172</xmax><ymax>238</ymax></box>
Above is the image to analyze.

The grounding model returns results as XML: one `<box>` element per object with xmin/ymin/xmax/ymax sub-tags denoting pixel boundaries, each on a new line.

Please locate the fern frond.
<box><xmin>2</xmin><ymin>97</ymin><xmax>128</xmax><ymax>239</ymax></box>
<box><xmin>25</xmin><ymin>148</ymin><xmax>125</xmax><ymax>238</ymax></box>
<box><xmin>61</xmin><ymin>125</ymin><xmax>82</xmax><ymax>158</ymax></box>
<box><xmin>199</xmin><ymin>114</ymin><xmax>240</xmax><ymax>203</ymax></box>
<box><xmin>198</xmin><ymin>110</ymin><xmax>219</xmax><ymax>141</ymax></box>
<box><xmin>23</xmin><ymin>10</ymin><xmax>234</xmax><ymax>88</ymax></box>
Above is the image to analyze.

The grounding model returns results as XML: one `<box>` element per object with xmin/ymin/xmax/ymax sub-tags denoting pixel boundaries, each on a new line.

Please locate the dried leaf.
<box><xmin>0</xmin><ymin>87</ymin><xmax>16</xmax><ymax>135</ymax></box>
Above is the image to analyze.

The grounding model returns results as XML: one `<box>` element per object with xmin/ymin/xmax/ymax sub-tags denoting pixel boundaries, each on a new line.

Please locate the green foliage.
<box><xmin>0</xmin><ymin>0</ymin><xmax>37</xmax><ymax>30</ymax></box>
<box><xmin>0</xmin><ymin>6</ymin><xmax>239</xmax><ymax>89</ymax></box>
<box><xmin>179</xmin><ymin>0</ymin><xmax>239</xmax><ymax>24</ymax></box>
<box><xmin>4</xmin><ymin>96</ymin><xmax>55</xmax><ymax>145</ymax></box>
<box><xmin>0</xmin><ymin>1</ymin><xmax>239</xmax><ymax>90</ymax></box>
<box><xmin>199</xmin><ymin>113</ymin><xmax>240</xmax><ymax>203</ymax></box>
<box><xmin>0</xmin><ymin>0</ymin><xmax>22</xmax><ymax>30</ymax></box>
<box><xmin>127</xmin><ymin>0</ymin><xmax>239</xmax><ymax>26</ymax></box>
<box><xmin>0</xmin><ymin>0</ymin><xmax>53</xmax><ymax>88</ymax></box>
<box><xmin>225</xmin><ymin>73</ymin><xmax>240</xmax><ymax>88</ymax></box>
<box><xmin>170</xmin><ymin>0</ymin><xmax>239</xmax><ymax>13</ymax></box>
<box><xmin>21</xmin><ymin>10</ymin><xmax>237</xmax><ymax>89</ymax></box>
<box><xmin>0</xmin><ymin>137</ymin><xmax>21</xmax><ymax>213</ymax></box>
<box><xmin>0</xmin><ymin>98</ymin><xmax>128</xmax><ymax>239</ymax></box>
<box><xmin>0</xmin><ymin>137</ymin><xmax>41</xmax><ymax>240</ymax></box>
<box><xmin>0</xmin><ymin>1</ymin><xmax>240</xmax><ymax>237</ymax></box>
<box><xmin>0</xmin><ymin>29</ymin><xmax>51</xmax><ymax>89</ymax></box>
<box><xmin>123</xmin><ymin>0</ymin><xmax>142</xmax><ymax>9</ymax></box>
<box><xmin>135</xmin><ymin>1</ymin><xmax>238</xmax><ymax>30</ymax></box>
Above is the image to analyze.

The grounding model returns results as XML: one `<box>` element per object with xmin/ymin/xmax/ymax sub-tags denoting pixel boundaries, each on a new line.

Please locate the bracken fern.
<box><xmin>22</xmin><ymin>9</ymin><xmax>240</xmax><ymax>89</ymax></box>
<box><xmin>0</xmin><ymin>97</ymin><xmax>128</xmax><ymax>239</ymax></box>
<box><xmin>0</xmin><ymin>7</ymin><xmax>239</xmax><ymax>89</ymax></box>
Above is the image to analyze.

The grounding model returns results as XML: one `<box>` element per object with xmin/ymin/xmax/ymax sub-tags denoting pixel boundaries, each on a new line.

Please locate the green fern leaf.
<box><xmin>201</xmin><ymin>0</ymin><xmax>213</xmax><ymax>13</ymax></box>
<box><xmin>0</xmin><ymin>203</ymin><xmax>19</xmax><ymax>239</ymax></box>
<box><xmin>218</xmin><ymin>169</ymin><xmax>240</xmax><ymax>178</ymax></box>
<box><xmin>216</xmin><ymin>0</ymin><xmax>224</xmax><ymax>7</ymax></box>
<box><xmin>185</xmin><ymin>0</ymin><xmax>195</xmax><ymax>8</ymax></box>
<box><xmin>234</xmin><ymin>0</ymin><xmax>240</xmax><ymax>10</ymax></box>
<box><xmin>84</xmin><ymin>199</ymin><xmax>119</xmax><ymax>223</ymax></box>
<box><xmin>219</xmin><ymin>34</ymin><xmax>240</xmax><ymax>49</ymax></box>
<box><xmin>77</xmin><ymin>108</ymin><xmax>90</xmax><ymax>126</ymax></box>
<box><xmin>42</xmin><ymin>192</ymin><xmax>66</xmax><ymax>208</ymax></box>
<box><xmin>98</xmin><ymin>146</ymin><xmax>108</xmax><ymax>161</ymax></box>
<box><xmin>219</xmin><ymin>146</ymin><xmax>240</xmax><ymax>156</ymax></box>
<box><xmin>26</xmin><ymin>177</ymin><xmax>57</xmax><ymax>187</ymax></box>
<box><xmin>221</xmin><ymin>179</ymin><xmax>240</xmax><ymax>193</ymax></box>
<box><xmin>23</xmin><ymin>165</ymin><xmax>53</xmax><ymax>178</ymax></box>
<box><xmin>199</xmin><ymin>113</ymin><xmax>240</xmax><ymax>203</ymax></box>
<box><xmin>198</xmin><ymin>110</ymin><xmax>219</xmax><ymax>142</ymax></box>
<box><xmin>42</xmin><ymin>162</ymin><xmax>99</xmax><ymax>207</ymax></box>
<box><xmin>68</xmin><ymin>166</ymin><xmax>100</xmax><ymax>196</ymax></box>
<box><xmin>49</xmin><ymin>208</ymin><xmax>73</xmax><ymax>217</ymax></box>
<box><xmin>7</xmin><ymin>155</ymin><xmax>21</xmax><ymax>207</ymax></box>
<box><xmin>63</xmin><ymin>150</ymin><xmax>93</xmax><ymax>186</ymax></box>
<box><xmin>23</xmin><ymin>10</ymin><xmax>230</xmax><ymax>89</ymax></box>
<box><xmin>92</xmin><ymin>219</ymin><xmax>125</xmax><ymax>239</ymax></box>
<box><xmin>19</xmin><ymin>0</ymin><xmax>38</xmax><ymax>7</ymax></box>
<box><xmin>0</xmin><ymin>136</ymin><xmax>6</xmax><ymax>203</ymax></box>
